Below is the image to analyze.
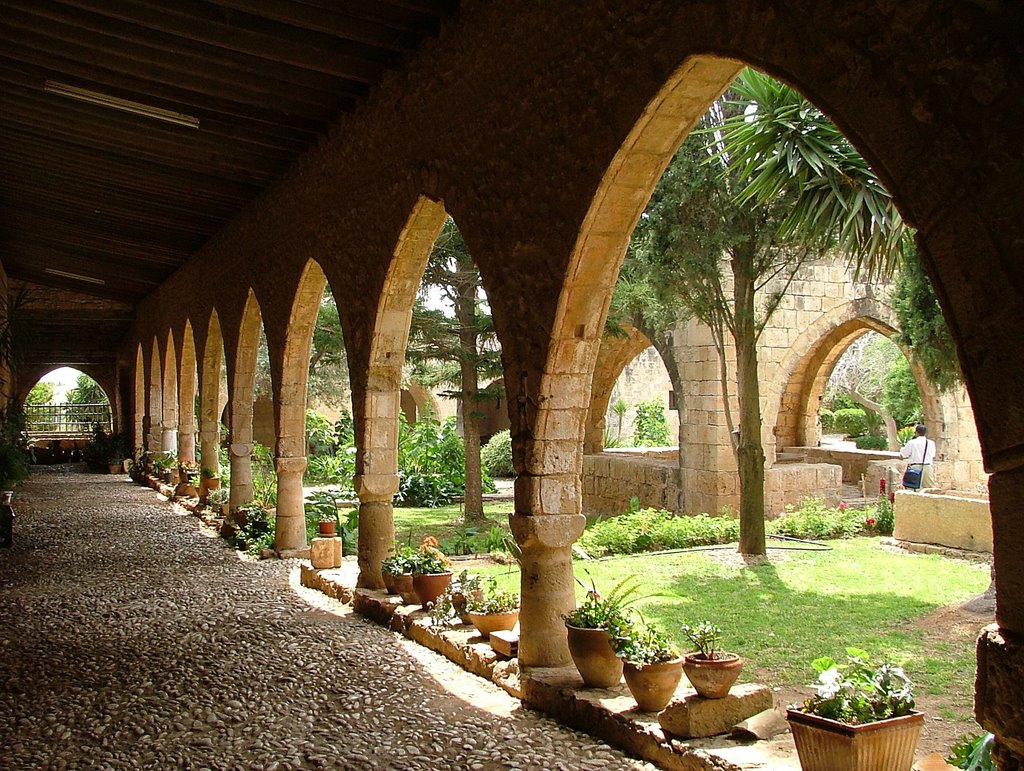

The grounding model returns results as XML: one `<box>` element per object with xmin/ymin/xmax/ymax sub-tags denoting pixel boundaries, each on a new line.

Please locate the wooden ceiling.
<box><xmin>0</xmin><ymin>0</ymin><xmax>459</xmax><ymax>369</ymax></box>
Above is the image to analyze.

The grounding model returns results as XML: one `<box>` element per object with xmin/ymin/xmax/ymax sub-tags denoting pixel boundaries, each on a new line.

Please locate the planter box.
<box><xmin>786</xmin><ymin>708</ymin><xmax>923</xmax><ymax>771</ymax></box>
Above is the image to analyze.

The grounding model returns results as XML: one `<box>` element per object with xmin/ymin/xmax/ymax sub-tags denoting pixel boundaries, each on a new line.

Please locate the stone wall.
<box><xmin>605</xmin><ymin>346</ymin><xmax>673</xmax><ymax>445</ymax></box>
<box><xmin>803</xmin><ymin>446</ymin><xmax>900</xmax><ymax>483</ymax></box>
<box><xmin>893</xmin><ymin>489</ymin><xmax>993</xmax><ymax>554</ymax></box>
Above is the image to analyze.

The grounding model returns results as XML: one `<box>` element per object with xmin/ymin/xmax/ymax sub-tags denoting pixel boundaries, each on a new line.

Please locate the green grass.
<box><xmin>478</xmin><ymin>538</ymin><xmax>988</xmax><ymax>695</ymax></box>
<box><xmin>389</xmin><ymin>501</ymin><xmax>514</xmax><ymax>547</ymax></box>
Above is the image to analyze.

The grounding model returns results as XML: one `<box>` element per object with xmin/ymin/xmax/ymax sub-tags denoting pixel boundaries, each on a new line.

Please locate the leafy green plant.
<box><xmin>481</xmin><ymin>429</ymin><xmax>514</xmax><ymax>478</ymax></box>
<box><xmin>854</xmin><ymin>434</ymin><xmax>889</xmax><ymax>451</ymax></box>
<box><xmin>477</xmin><ymin>525</ymin><xmax>509</xmax><ymax>554</ymax></box>
<box><xmin>381</xmin><ymin>544</ymin><xmax>417</xmax><ymax>576</ymax></box>
<box><xmin>250</xmin><ymin>442</ymin><xmax>277</xmax><ymax>506</ymax></box>
<box><xmin>148</xmin><ymin>450</ymin><xmax>177</xmax><ymax>473</ymax></box>
<box><xmin>207</xmin><ymin>486</ymin><xmax>230</xmax><ymax>506</ymax></box>
<box><xmin>465</xmin><ymin>578</ymin><xmax>519</xmax><ymax>614</ymax></box>
<box><xmin>564</xmin><ymin>574</ymin><xmax>642</xmax><ymax>629</ymax></box>
<box><xmin>681</xmin><ymin>620</ymin><xmax>724</xmax><ymax>659</ymax></box>
<box><xmin>948</xmin><ymin>733</ymin><xmax>995</xmax><ymax>770</ymax></box>
<box><xmin>428</xmin><ymin>570</ymin><xmax>483</xmax><ymax>626</ymax></box>
<box><xmin>231</xmin><ymin>504</ymin><xmax>276</xmax><ymax>557</ymax></box>
<box><xmin>443</xmin><ymin>525</ymin><xmax>478</xmax><ymax>556</ymax></box>
<box><xmin>798</xmin><ymin>648</ymin><xmax>915</xmax><ymax>725</ymax></box>
<box><xmin>407</xmin><ymin>537</ymin><xmax>451</xmax><ymax>575</ymax></box>
<box><xmin>832</xmin><ymin>408</ymin><xmax>868</xmax><ymax>438</ymax></box>
<box><xmin>866</xmin><ymin>495</ymin><xmax>895</xmax><ymax>536</ymax></box>
<box><xmin>612</xmin><ymin>622</ymin><xmax>679</xmax><ymax>666</ymax></box>
<box><xmin>0</xmin><ymin>439</ymin><xmax>29</xmax><ymax>490</ymax></box>
<box><xmin>819</xmin><ymin>408</ymin><xmax>836</xmax><ymax>433</ymax></box>
<box><xmin>633</xmin><ymin>399</ymin><xmax>670</xmax><ymax>446</ymax></box>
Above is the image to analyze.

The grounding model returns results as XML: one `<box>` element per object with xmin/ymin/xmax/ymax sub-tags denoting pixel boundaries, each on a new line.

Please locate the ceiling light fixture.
<box><xmin>43</xmin><ymin>81</ymin><xmax>200</xmax><ymax>129</ymax></box>
<box><xmin>44</xmin><ymin>268</ymin><xmax>106</xmax><ymax>286</ymax></box>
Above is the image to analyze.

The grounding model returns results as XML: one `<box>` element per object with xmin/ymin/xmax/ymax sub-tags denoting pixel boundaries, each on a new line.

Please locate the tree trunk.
<box><xmin>732</xmin><ymin>248</ymin><xmax>766</xmax><ymax>556</ymax></box>
<box><xmin>847</xmin><ymin>388</ymin><xmax>900</xmax><ymax>450</ymax></box>
<box><xmin>455</xmin><ymin>267</ymin><xmax>485</xmax><ymax>523</ymax></box>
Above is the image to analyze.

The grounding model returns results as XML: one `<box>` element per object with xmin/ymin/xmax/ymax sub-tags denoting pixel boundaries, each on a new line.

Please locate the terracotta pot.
<box><xmin>623</xmin><ymin>658</ymin><xmax>684</xmax><ymax>712</ymax></box>
<box><xmin>566</xmin><ymin>625</ymin><xmax>623</xmax><ymax>687</ymax></box>
<box><xmin>318</xmin><ymin>520</ymin><xmax>336</xmax><ymax>537</ymax></box>
<box><xmin>108</xmin><ymin>463</ymin><xmax>121</xmax><ymax>475</ymax></box>
<box><xmin>467</xmin><ymin>609</ymin><xmax>520</xmax><ymax>638</ymax></box>
<box><xmin>786</xmin><ymin>708</ymin><xmax>924</xmax><ymax>771</ymax></box>
<box><xmin>412</xmin><ymin>571</ymin><xmax>452</xmax><ymax>607</ymax></box>
<box><xmin>204</xmin><ymin>477</ymin><xmax>220</xmax><ymax>491</ymax></box>
<box><xmin>682</xmin><ymin>652</ymin><xmax>743</xmax><ymax>699</ymax></box>
<box><xmin>393</xmin><ymin>573</ymin><xmax>418</xmax><ymax>604</ymax></box>
<box><xmin>382</xmin><ymin>570</ymin><xmax>398</xmax><ymax>594</ymax></box>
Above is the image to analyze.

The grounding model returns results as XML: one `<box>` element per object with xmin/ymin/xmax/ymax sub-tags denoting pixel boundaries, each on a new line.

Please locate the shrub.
<box><xmin>232</xmin><ymin>504</ymin><xmax>276</xmax><ymax>556</ymax></box>
<box><xmin>633</xmin><ymin>399</ymin><xmax>671</xmax><ymax>446</ymax></box>
<box><xmin>854</xmin><ymin>434</ymin><xmax>889</xmax><ymax>451</ymax></box>
<box><xmin>305</xmin><ymin>409</ymin><xmax>337</xmax><ymax>457</ymax></box>
<box><xmin>772</xmin><ymin>497</ymin><xmax>866</xmax><ymax>539</ymax></box>
<box><xmin>395</xmin><ymin>416</ymin><xmax>494</xmax><ymax>507</ymax></box>
<box><xmin>832</xmin><ymin>408</ymin><xmax>868</xmax><ymax>437</ymax></box>
<box><xmin>481</xmin><ymin>429</ymin><xmax>514</xmax><ymax>477</ymax></box>
<box><xmin>819</xmin><ymin>408</ymin><xmax>836</xmax><ymax>432</ymax></box>
<box><xmin>578</xmin><ymin>508</ymin><xmax>739</xmax><ymax>557</ymax></box>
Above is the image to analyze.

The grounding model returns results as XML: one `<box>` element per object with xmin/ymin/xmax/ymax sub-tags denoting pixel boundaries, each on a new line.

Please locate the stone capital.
<box><xmin>509</xmin><ymin>512</ymin><xmax>586</xmax><ymax>550</ymax></box>
<box><xmin>229</xmin><ymin>442</ymin><xmax>252</xmax><ymax>458</ymax></box>
<box><xmin>355</xmin><ymin>473</ymin><xmax>400</xmax><ymax>502</ymax></box>
<box><xmin>275</xmin><ymin>455</ymin><xmax>307</xmax><ymax>475</ymax></box>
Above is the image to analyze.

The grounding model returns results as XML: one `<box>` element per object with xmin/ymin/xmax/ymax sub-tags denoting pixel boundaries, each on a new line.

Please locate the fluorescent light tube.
<box><xmin>44</xmin><ymin>81</ymin><xmax>200</xmax><ymax>129</ymax></box>
<box><xmin>44</xmin><ymin>268</ymin><xmax>106</xmax><ymax>285</ymax></box>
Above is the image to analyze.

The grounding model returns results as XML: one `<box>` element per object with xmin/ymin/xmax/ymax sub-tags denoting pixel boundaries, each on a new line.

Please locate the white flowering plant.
<box><xmin>799</xmin><ymin>648</ymin><xmax>915</xmax><ymax>725</ymax></box>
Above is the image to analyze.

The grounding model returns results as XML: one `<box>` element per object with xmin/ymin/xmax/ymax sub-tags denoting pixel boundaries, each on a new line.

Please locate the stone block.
<box><xmin>658</xmin><ymin>683</ymin><xmax>773</xmax><ymax>738</ymax></box>
<box><xmin>310</xmin><ymin>537</ymin><xmax>342</xmax><ymax>569</ymax></box>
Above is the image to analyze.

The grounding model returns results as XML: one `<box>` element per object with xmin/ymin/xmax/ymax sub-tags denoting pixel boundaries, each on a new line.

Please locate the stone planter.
<box><xmin>467</xmin><ymin>609</ymin><xmax>520</xmax><ymax>638</ymax></box>
<box><xmin>623</xmin><ymin>658</ymin><xmax>685</xmax><ymax>712</ymax></box>
<box><xmin>566</xmin><ymin>625</ymin><xmax>623</xmax><ymax>687</ymax></box>
<box><xmin>412</xmin><ymin>571</ymin><xmax>452</xmax><ymax>607</ymax></box>
<box><xmin>682</xmin><ymin>652</ymin><xmax>743</xmax><ymax>699</ymax></box>
<box><xmin>394</xmin><ymin>573</ymin><xmax>418</xmax><ymax>605</ymax></box>
<box><xmin>786</xmin><ymin>708</ymin><xmax>924</xmax><ymax>771</ymax></box>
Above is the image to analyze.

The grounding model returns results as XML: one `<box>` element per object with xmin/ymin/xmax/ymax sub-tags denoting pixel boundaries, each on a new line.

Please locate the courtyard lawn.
<box><xmin>478</xmin><ymin>538</ymin><xmax>989</xmax><ymax>721</ymax></box>
<box><xmin>391</xmin><ymin>500</ymin><xmax>514</xmax><ymax>546</ymax></box>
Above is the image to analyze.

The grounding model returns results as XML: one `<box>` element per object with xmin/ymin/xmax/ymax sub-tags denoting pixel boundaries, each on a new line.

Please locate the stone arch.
<box><xmin>134</xmin><ymin>345</ymin><xmax>145</xmax><ymax>450</ymax></box>
<box><xmin>273</xmin><ymin>259</ymin><xmax>328</xmax><ymax>551</ymax></box>
<box><xmin>160</xmin><ymin>330</ymin><xmax>179</xmax><ymax>454</ymax></box>
<box><xmin>227</xmin><ymin>292</ymin><xmax>263</xmax><ymax>510</ymax></box>
<box><xmin>770</xmin><ymin>298</ymin><xmax>946</xmax><ymax>454</ymax></box>
<box><xmin>176</xmin><ymin>320</ymin><xmax>198</xmax><ymax>464</ymax></box>
<box><xmin>584</xmin><ymin>326</ymin><xmax>658</xmax><ymax>454</ymax></box>
<box><xmin>198</xmin><ymin>311</ymin><xmax>226</xmax><ymax>482</ymax></box>
<box><xmin>357</xmin><ymin>196</ymin><xmax>448</xmax><ymax>587</ymax></box>
<box><xmin>400</xmin><ymin>382</ymin><xmax>440</xmax><ymax>425</ymax></box>
<box><xmin>147</xmin><ymin>338</ymin><xmax>162</xmax><ymax>451</ymax></box>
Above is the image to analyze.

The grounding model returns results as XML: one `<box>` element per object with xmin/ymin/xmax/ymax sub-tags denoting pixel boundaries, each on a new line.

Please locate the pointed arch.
<box><xmin>199</xmin><ymin>310</ymin><xmax>226</xmax><ymax>480</ymax></box>
<box><xmin>177</xmin><ymin>320</ymin><xmax>198</xmax><ymax>463</ymax></box>
<box><xmin>228</xmin><ymin>291</ymin><xmax>263</xmax><ymax>510</ymax></box>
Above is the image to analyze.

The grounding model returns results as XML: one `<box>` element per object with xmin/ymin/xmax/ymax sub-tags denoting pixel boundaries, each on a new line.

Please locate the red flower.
<box><xmin>838</xmin><ymin>502</ymin><xmax>847</xmax><ymax>511</ymax></box>
<box><xmin>866</xmin><ymin>518</ymin><xmax>876</xmax><ymax>526</ymax></box>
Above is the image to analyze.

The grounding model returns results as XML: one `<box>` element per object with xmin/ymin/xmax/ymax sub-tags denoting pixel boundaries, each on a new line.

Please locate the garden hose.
<box><xmin>591</xmin><ymin>535</ymin><xmax>832</xmax><ymax>561</ymax></box>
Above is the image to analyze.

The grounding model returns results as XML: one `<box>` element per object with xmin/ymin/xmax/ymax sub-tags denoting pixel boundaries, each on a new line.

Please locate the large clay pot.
<box><xmin>682</xmin><ymin>652</ymin><xmax>743</xmax><ymax>699</ymax></box>
<box><xmin>566</xmin><ymin>625</ymin><xmax>623</xmax><ymax>687</ymax></box>
<box><xmin>467</xmin><ymin>609</ymin><xmax>520</xmax><ymax>638</ymax></box>
<box><xmin>317</xmin><ymin>520</ymin><xmax>336</xmax><ymax>537</ymax></box>
<box><xmin>623</xmin><ymin>658</ymin><xmax>684</xmax><ymax>712</ymax></box>
<box><xmin>382</xmin><ymin>570</ymin><xmax>398</xmax><ymax>594</ymax></box>
<box><xmin>394</xmin><ymin>573</ymin><xmax>418</xmax><ymax>605</ymax></box>
<box><xmin>412</xmin><ymin>571</ymin><xmax>452</xmax><ymax>607</ymax></box>
<box><xmin>786</xmin><ymin>708</ymin><xmax>924</xmax><ymax>771</ymax></box>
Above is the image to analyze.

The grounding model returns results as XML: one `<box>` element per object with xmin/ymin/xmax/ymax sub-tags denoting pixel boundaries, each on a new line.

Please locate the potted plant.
<box><xmin>611</xmin><ymin>622</ymin><xmax>683</xmax><ymax>712</ymax></box>
<box><xmin>207</xmin><ymin>485</ymin><xmax>230</xmax><ymax>516</ymax></box>
<box><xmin>428</xmin><ymin>570</ymin><xmax>484</xmax><ymax>626</ymax></box>
<box><xmin>680</xmin><ymin>620</ymin><xmax>743</xmax><ymax>699</ymax></box>
<box><xmin>410</xmin><ymin>536</ymin><xmax>452</xmax><ymax>607</ymax></box>
<box><xmin>176</xmin><ymin>460</ymin><xmax>201</xmax><ymax>497</ymax></box>
<box><xmin>786</xmin><ymin>648</ymin><xmax>922</xmax><ymax>771</ymax></box>
<box><xmin>381</xmin><ymin>544</ymin><xmax>416</xmax><ymax>596</ymax></box>
<box><xmin>563</xmin><ymin>576</ymin><xmax>641</xmax><ymax>688</ymax></box>
<box><xmin>465</xmin><ymin>578</ymin><xmax>519</xmax><ymax>638</ymax></box>
<box><xmin>199</xmin><ymin>465</ymin><xmax>220</xmax><ymax>500</ymax></box>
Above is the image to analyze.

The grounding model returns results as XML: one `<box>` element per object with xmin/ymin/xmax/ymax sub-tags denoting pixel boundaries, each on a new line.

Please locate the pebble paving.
<box><xmin>0</xmin><ymin>471</ymin><xmax>655</xmax><ymax>770</ymax></box>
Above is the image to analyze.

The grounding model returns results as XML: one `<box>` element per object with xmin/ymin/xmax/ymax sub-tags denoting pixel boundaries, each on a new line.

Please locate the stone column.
<box><xmin>355</xmin><ymin>473</ymin><xmax>399</xmax><ymax>589</ymax></box>
<box><xmin>976</xmin><ymin>467</ymin><xmax>1024</xmax><ymax>766</ymax></box>
<box><xmin>160</xmin><ymin>425</ymin><xmax>177</xmax><ymax>453</ymax></box>
<box><xmin>274</xmin><ymin>455</ymin><xmax>307</xmax><ymax>552</ymax></box>
<box><xmin>177</xmin><ymin>422</ymin><xmax>196</xmax><ymax>464</ymax></box>
<box><xmin>511</xmin><ymin>473</ymin><xmax>586</xmax><ymax>667</ymax></box>
<box><xmin>228</xmin><ymin>442</ymin><xmax>253</xmax><ymax>510</ymax></box>
<box><xmin>199</xmin><ymin>428</ymin><xmax>219</xmax><ymax>478</ymax></box>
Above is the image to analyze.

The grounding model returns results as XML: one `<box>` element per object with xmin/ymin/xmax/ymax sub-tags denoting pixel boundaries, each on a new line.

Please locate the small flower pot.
<box><xmin>623</xmin><ymin>657</ymin><xmax>685</xmax><ymax>712</ymax></box>
<box><xmin>682</xmin><ymin>652</ymin><xmax>743</xmax><ymax>699</ymax></box>
<box><xmin>467</xmin><ymin>609</ymin><xmax>520</xmax><ymax>638</ymax></box>
<box><xmin>566</xmin><ymin>625</ymin><xmax>623</xmax><ymax>688</ymax></box>
<box><xmin>317</xmin><ymin>520</ymin><xmax>336</xmax><ymax>537</ymax></box>
<box><xmin>412</xmin><ymin>571</ymin><xmax>452</xmax><ymax>607</ymax></box>
<box><xmin>108</xmin><ymin>463</ymin><xmax>121</xmax><ymax>475</ymax></box>
<box><xmin>382</xmin><ymin>570</ymin><xmax>398</xmax><ymax>595</ymax></box>
<box><xmin>393</xmin><ymin>573</ymin><xmax>418</xmax><ymax>605</ymax></box>
<box><xmin>786</xmin><ymin>708</ymin><xmax>924</xmax><ymax>771</ymax></box>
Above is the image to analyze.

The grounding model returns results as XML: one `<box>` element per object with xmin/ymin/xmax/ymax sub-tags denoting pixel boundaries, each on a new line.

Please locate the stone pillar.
<box><xmin>511</xmin><ymin>473</ymin><xmax>586</xmax><ymax>667</ymax></box>
<box><xmin>274</xmin><ymin>455</ymin><xmax>307</xmax><ymax>552</ymax></box>
<box><xmin>160</xmin><ymin>426</ymin><xmax>177</xmax><ymax>453</ymax></box>
<box><xmin>199</xmin><ymin>429</ymin><xmax>219</xmax><ymax>478</ymax></box>
<box><xmin>355</xmin><ymin>473</ymin><xmax>399</xmax><ymax>589</ymax></box>
<box><xmin>975</xmin><ymin>467</ymin><xmax>1024</xmax><ymax>766</ymax></box>
<box><xmin>229</xmin><ymin>442</ymin><xmax>253</xmax><ymax>510</ymax></box>
<box><xmin>177</xmin><ymin>422</ymin><xmax>196</xmax><ymax>464</ymax></box>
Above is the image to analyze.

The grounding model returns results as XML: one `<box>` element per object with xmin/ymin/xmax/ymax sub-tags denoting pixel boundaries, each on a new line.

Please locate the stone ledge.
<box><xmin>659</xmin><ymin>684</ymin><xmax>773</xmax><ymax>738</ymax></box>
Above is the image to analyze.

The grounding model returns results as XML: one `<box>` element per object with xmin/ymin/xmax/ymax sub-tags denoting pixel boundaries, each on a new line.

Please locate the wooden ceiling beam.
<box><xmin>292</xmin><ymin>0</ymin><xmax>442</xmax><ymax>34</ymax></box>
<box><xmin>48</xmin><ymin>0</ymin><xmax>394</xmax><ymax>81</ymax></box>
<box><xmin>4</xmin><ymin>243</ymin><xmax>174</xmax><ymax>287</ymax></box>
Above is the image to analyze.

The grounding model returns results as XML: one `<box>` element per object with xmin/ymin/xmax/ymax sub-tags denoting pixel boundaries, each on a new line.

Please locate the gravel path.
<box><xmin>0</xmin><ymin>472</ymin><xmax>654</xmax><ymax>770</ymax></box>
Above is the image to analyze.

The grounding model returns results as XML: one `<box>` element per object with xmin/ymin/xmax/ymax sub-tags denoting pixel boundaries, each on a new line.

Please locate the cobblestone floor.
<box><xmin>0</xmin><ymin>471</ymin><xmax>654</xmax><ymax>771</ymax></box>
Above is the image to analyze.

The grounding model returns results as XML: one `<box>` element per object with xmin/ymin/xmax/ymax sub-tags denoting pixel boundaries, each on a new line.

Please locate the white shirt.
<box><xmin>900</xmin><ymin>435</ymin><xmax>935</xmax><ymax>465</ymax></box>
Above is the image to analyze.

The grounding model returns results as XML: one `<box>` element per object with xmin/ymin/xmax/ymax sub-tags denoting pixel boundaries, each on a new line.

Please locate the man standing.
<box><xmin>900</xmin><ymin>424</ymin><xmax>936</xmax><ymax>490</ymax></box>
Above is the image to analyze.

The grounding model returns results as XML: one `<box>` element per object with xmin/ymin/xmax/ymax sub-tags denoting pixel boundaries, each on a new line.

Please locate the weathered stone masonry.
<box><xmin>119</xmin><ymin>3</ymin><xmax>1024</xmax><ymax>762</ymax></box>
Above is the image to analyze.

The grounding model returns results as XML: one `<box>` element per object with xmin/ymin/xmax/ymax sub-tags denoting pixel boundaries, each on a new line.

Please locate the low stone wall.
<box><xmin>864</xmin><ymin>460</ymin><xmax>969</xmax><ymax>498</ymax></box>
<box><xmin>583</xmin><ymin>452</ymin><xmax>841</xmax><ymax>517</ymax></box>
<box><xmin>800</xmin><ymin>446</ymin><xmax>900</xmax><ymax>483</ymax></box>
<box><xmin>893</xmin><ymin>489</ymin><xmax>993</xmax><ymax>554</ymax></box>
